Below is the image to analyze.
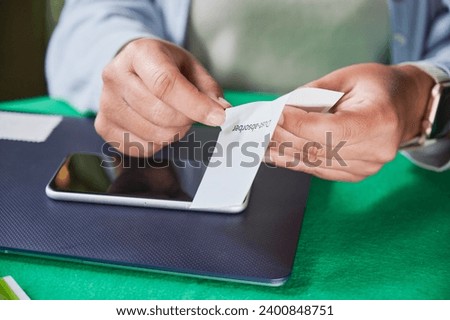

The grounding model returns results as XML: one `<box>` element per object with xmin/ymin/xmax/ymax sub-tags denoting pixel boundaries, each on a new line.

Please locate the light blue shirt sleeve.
<box><xmin>390</xmin><ymin>0</ymin><xmax>450</xmax><ymax>75</ymax></box>
<box><xmin>45</xmin><ymin>0</ymin><xmax>190</xmax><ymax>113</ymax></box>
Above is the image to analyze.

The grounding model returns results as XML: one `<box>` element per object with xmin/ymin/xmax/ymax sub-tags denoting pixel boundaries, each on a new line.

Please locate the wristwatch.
<box><xmin>400</xmin><ymin>62</ymin><xmax>450</xmax><ymax>149</ymax></box>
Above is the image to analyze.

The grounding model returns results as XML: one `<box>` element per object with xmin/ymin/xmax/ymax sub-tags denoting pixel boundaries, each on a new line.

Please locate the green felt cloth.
<box><xmin>0</xmin><ymin>96</ymin><xmax>94</xmax><ymax>118</ymax></box>
<box><xmin>0</xmin><ymin>92</ymin><xmax>449</xmax><ymax>299</ymax></box>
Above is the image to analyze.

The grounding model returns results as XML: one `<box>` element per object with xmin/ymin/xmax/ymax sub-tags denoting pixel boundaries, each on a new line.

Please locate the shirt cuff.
<box><xmin>400</xmin><ymin>138</ymin><xmax>450</xmax><ymax>172</ymax></box>
<box><xmin>398</xmin><ymin>61</ymin><xmax>450</xmax><ymax>83</ymax></box>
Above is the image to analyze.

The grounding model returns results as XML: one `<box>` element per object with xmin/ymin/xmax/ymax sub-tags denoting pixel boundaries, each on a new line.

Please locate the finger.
<box><xmin>265</xmin><ymin>150</ymin><xmax>366</xmax><ymax>182</ymax></box>
<box><xmin>270</xmin><ymin>147</ymin><xmax>383</xmax><ymax>177</ymax></box>
<box><xmin>303</xmin><ymin>65</ymin><xmax>357</xmax><ymax>93</ymax></box>
<box><xmin>281</xmin><ymin>105</ymin><xmax>379</xmax><ymax>146</ymax></box>
<box><xmin>132</xmin><ymin>46</ymin><xmax>226</xmax><ymax>126</ymax></box>
<box><xmin>183</xmin><ymin>57</ymin><xmax>231</xmax><ymax>109</ymax></box>
<box><xmin>121</xmin><ymin>72</ymin><xmax>192</xmax><ymax>127</ymax></box>
<box><xmin>95</xmin><ymin>116</ymin><xmax>162</xmax><ymax>158</ymax></box>
<box><xmin>272</xmin><ymin>125</ymin><xmax>385</xmax><ymax>163</ymax></box>
<box><xmin>99</xmin><ymin>90</ymin><xmax>190</xmax><ymax>145</ymax></box>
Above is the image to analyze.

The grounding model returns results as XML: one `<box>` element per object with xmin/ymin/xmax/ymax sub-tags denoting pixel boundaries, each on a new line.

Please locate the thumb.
<box><xmin>303</xmin><ymin>75</ymin><xmax>343</xmax><ymax>92</ymax></box>
<box><xmin>298</xmin><ymin>68</ymin><xmax>355</xmax><ymax>113</ymax></box>
<box><xmin>184</xmin><ymin>56</ymin><xmax>231</xmax><ymax>109</ymax></box>
<box><xmin>302</xmin><ymin>65</ymin><xmax>357</xmax><ymax>94</ymax></box>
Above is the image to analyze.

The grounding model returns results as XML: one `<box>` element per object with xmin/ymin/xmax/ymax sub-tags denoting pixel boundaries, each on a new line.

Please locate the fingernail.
<box><xmin>207</xmin><ymin>109</ymin><xmax>226</xmax><ymax>126</ymax></box>
<box><xmin>218</xmin><ymin>97</ymin><xmax>232</xmax><ymax>109</ymax></box>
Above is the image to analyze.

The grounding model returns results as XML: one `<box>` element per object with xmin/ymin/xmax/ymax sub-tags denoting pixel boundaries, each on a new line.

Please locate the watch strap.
<box><xmin>399</xmin><ymin>62</ymin><xmax>450</xmax><ymax>149</ymax></box>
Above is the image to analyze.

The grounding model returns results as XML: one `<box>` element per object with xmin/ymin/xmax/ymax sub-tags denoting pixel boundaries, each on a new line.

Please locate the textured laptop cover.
<box><xmin>0</xmin><ymin>117</ymin><xmax>310</xmax><ymax>285</ymax></box>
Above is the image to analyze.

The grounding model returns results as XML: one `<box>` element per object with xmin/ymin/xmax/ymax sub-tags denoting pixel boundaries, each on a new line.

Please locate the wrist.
<box><xmin>392</xmin><ymin>64</ymin><xmax>435</xmax><ymax>143</ymax></box>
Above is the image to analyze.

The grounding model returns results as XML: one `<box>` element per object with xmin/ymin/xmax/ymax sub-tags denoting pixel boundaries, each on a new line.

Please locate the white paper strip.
<box><xmin>0</xmin><ymin>112</ymin><xmax>62</xmax><ymax>143</ymax></box>
<box><xmin>1</xmin><ymin>276</ymin><xmax>30</xmax><ymax>300</ymax></box>
<box><xmin>191</xmin><ymin>88</ymin><xmax>344</xmax><ymax>210</ymax></box>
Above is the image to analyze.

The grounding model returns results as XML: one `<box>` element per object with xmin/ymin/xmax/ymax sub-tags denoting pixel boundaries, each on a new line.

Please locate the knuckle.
<box><xmin>385</xmin><ymin>148</ymin><xmax>398</xmax><ymax>162</ymax></box>
<box><xmin>305</xmin><ymin>144</ymin><xmax>319</xmax><ymax>161</ymax></box>
<box><xmin>377</xmin><ymin>147</ymin><xmax>397</xmax><ymax>163</ymax></box>
<box><xmin>315</xmin><ymin>143</ymin><xmax>326</xmax><ymax>158</ymax></box>
<box><xmin>124</xmin><ymin>38</ymin><xmax>140</xmax><ymax>52</ymax></box>
<box><xmin>99</xmin><ymin>90</ymin><xmax>126</xmax><ymax>118</ymax></box>
<box><xmin>291</xmin><ymin>117</ymin><xmax>306</xmax><ymax>137</ymax></box>
<box><xmin>144</xmin><ymin>38</ymin><xmax>165</xmax><ymax>52</ymax></box>
<box><xmin>334</xmin><ymin>115</ymin><xmax>363</xmax><ymax>144</ymax></box>
<box><xmin>338</xmin><ymin>121</ymin><xmax>354</xmax><ymax>142</ymax></box>
<box><xmin>94</xmin><ymin>115</ymin><xmax>110</xmax><ymax>139</ymax></box>
<box><xmin>126</xmin><ymin>38</ymin><xmax>158</xmax><ymax>55</ymax></box>
<box><xmin>151</xmin><ymin>68</ymin><xmax>176</xmax><ymax>100</ymax></box>
<box><xmin>101</xmin><ymin>63</ymin><xmax>117</xmax><ymax>84</ymax></box>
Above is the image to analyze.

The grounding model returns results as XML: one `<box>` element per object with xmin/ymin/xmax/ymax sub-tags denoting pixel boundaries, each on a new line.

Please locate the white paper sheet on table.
<box><xmin>190</xmin><ymin>88</ymin><xmax>344</xmax><ymax>210</ymax></box>
<box><xmin>0</xmin><ymin>111</ymin><xmax>62</xmax><ymax>143</ymax></box>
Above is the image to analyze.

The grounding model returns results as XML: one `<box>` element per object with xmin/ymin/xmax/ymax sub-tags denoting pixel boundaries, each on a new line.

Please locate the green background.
<box><xmin>0</xmin><ymin>92</ymin><xmax>449</xmax><ymax>299</ymax></box>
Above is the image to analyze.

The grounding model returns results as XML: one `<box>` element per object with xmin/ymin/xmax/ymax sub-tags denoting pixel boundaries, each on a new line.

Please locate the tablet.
<box><xmin>46</xmin><ymin>153</ymin><xmax>248</xmax><ymax>213</ymax></box>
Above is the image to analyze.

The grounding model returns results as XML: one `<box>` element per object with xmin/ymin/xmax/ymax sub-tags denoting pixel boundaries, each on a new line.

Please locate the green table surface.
<box><xmin>0</xmin><ymin>92</ymin><xmax>449</xmax><ymax>300</ymax></box>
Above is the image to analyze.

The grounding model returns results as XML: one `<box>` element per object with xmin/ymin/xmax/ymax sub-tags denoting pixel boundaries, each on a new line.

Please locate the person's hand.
<box><xmin>268</xmin><ymin>63</ymin><xmax>434</xmax><ymax>182</ymax></box>
<box><xmin>95</xmin><ymin>38</ymin><xmax>230</xmax><ymax>157</ymax></box>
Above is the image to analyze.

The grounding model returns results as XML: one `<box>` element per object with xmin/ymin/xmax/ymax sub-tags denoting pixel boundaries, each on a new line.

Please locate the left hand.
<box><xmin>268</xmin><ymin>63</ymin><xmax>434</xmax><ymax>182</ymax></box>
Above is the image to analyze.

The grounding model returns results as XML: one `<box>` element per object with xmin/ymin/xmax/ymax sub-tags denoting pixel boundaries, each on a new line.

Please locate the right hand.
<box><xmin>95</xmin><ymin>38</ymin><xmax>229</xmax><ymax>157</ymax></box>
